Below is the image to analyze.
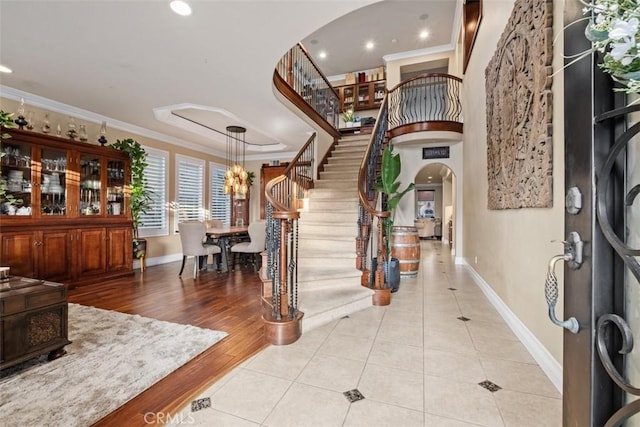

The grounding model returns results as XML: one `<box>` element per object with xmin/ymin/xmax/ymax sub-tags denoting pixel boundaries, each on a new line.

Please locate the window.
<box><xmin>209</xmin><ymin>162</ymin><xmax>231</xmax><ymax>227</ymax></box>
<box><xmin>175</xmin><ymin>154</ymin><xmax>205</xmax><ymax>227</ymax></box>
<box><xmin>138</xmin><ymin>147</ymin><xmax>168</xmax><ymax>237</ymax></box>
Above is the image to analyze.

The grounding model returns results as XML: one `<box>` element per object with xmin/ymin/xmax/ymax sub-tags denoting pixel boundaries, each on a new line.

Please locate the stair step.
<box><xmin>319</xmin><ymin>171</ymin><xmax>358</xmax><ymax>180</ymax></box>
<box><xmin>299</xmin><ymin>284</ymin><xmax>373</xmax><ymax>333</ymax></box>
<box><xmin>297</xmin><ymin>263</ymin><xmax>360</xmax><ymax>282</ymax></box>
<box><xmin>323</xmin><ymin>162</ymin><xmax>361</xmax><ymax>171</ymax></box>
<box><xmin>300</xmin><ymin>210</ymin><xmax>357</xmax><ymax>223</ymax></box>
<box><xmin>306</xmin><ymin>198</ymin><xmax>359</xmax><ymax>210</ymax></box>
<box><xmin>299</xmin><ymin>237</ymin><xmax>354</xmax><ymax>252</ymax></box>
<box><xmin>332</xmin><ymin>146</ymin><xmax>367</xmax><ymax>155</ymax></box>
<box><xmin>314</xmin><ymin>179</ymin><xmax>357</xmax><ymax>189</ymax></box>
<box><xmin>307</xmin><ymin>188</ymin><xmax>358</xmax><ymax>199</ymax></box>
<box><xmin>325</xmin><ymin>152</ymin><xmax>364</xmax><ymax>161</ymax></box>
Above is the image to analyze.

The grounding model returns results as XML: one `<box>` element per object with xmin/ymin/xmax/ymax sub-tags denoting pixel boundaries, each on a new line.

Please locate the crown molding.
<box><xmin>0</xmin><ymin>86</ymin><xmax>228</xmax><ymax>158</ymax></box>
<box><xmin>382</xmin><ymin>43</ymin><xmax>455</xmax><ymax>64</ymax></box>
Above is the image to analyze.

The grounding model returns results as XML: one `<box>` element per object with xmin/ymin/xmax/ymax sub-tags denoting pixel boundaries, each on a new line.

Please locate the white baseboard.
<box><xmin>133</xmin><ymin>253</ymin><xmax>182</xmax><ymax>270</ymax></box>
<box><xmin>462</xmin><ymin>261</ymin><xmax>563</xmax><ymax>393</ymax></box>
<box><xmin>454</xmin><ymin>256</ymin><xmax>465</xmax><ymax>265</ymax></box>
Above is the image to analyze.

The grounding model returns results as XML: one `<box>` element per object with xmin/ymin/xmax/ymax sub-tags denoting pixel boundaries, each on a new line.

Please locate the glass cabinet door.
<box><xmin>357</xmin><ymin>83</ymin><xmax>371</xmax><ymax>109</ymax></box>
<box><xmin>79</xmin><ymin>154</ymin><xmax>101</xmax><ymax>216</ymax></box>
<box><xmin>106</xmin><ymin>160</ymin><xmax>124</xmax><ymax>216</ymax></box>
<box><xmin>1</xmin><ymin>140</ymin><xmax>33</xmax><ymax>216</ymax></box>
<box><xmin>40</xmin><ymin>147</ymin><xmax>68</xmax><ymax>216</ymax></box>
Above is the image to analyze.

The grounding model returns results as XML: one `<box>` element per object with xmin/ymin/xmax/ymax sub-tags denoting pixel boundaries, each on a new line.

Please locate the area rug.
<box><xmin>0</xmin><ymin>303</ymin><xmax>227</xmax><ymax>426</ymax></box>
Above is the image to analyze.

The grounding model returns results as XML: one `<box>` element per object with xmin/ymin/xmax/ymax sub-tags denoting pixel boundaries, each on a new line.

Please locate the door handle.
<box><xmin>544</xmin><ymin>231</ymin><xmax>583</xmax><ymax>334</ymax></box>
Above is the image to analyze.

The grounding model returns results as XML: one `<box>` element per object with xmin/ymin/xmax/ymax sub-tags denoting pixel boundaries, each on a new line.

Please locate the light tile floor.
<box><xmin>171</xmin><ymin>240</ymin><xmax>561</xmax><ymax>426</ymax></box>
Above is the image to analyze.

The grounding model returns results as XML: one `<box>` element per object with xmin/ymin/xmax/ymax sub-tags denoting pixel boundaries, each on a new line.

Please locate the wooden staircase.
<box><xmin>297</xmin><ymin>134</ymin><xmax>374</xmax><ymax>332</ymax></box>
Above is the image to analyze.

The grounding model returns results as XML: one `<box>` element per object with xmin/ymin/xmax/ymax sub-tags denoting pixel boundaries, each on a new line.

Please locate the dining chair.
<box><xmin>178</xmin><ymin>221</ymin><xmax>222</xmax><ymax>278</ymax></box>
<box><xmin>230</xmin><ymin>220</ymin><xmax>266</xmax><ymax>271</ymax></box>
<box><xmin>204</xmin><ymin>219</ymin><xmax>224</xmax><ymax>245</ymax></box>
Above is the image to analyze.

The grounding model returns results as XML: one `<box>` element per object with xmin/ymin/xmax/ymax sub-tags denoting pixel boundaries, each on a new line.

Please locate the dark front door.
<box><xmin>563</xmin><ymin>0</ymin><xmax>640</xmax><ymax>425</ymax></box>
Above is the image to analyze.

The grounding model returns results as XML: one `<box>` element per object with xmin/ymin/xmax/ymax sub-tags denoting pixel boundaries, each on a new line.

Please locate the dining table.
<box><xmin>206</xmin><ymin>226</ymin><xmax>249</xmax><ymax>272</ymax></box>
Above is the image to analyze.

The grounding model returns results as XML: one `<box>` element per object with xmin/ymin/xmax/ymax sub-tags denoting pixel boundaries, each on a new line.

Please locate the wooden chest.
<box><xmin>0</xmin><ymin>277</ymin><xmax>71</xmax><ymax>370</ymax></box>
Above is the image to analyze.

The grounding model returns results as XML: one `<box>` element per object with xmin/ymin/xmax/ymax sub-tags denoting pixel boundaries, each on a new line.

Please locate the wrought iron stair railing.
<box><xmin>356</xmin><ymin>97</ymin><xmax>392</xmax><ymax>302</ymax></box>
<box><xmin>262</xmin><ymin>133</ymin><xmax>316</xmax><ymax>344</ymax></box>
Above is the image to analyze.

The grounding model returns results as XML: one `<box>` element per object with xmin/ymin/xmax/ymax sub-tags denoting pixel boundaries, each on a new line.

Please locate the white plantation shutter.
<box><xmin>176</xmin><ymin>154</ymin><xmax>205</xmax><ymax>225</ymax></box>
<box><xmin>209</xmin><ymin>162</ymin><xmax>231</xmax><ymax>227</ymax></box>
<box><xmin>138</xmin><ymin>147</ymin><xmax>168</xmax><ymax>237</ymax></box>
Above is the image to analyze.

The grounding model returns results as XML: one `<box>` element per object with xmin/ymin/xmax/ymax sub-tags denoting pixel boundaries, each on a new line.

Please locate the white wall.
<box><xmin>461</xmin><ymin>0</ymin><xmax>565</xmax><ymax>365</ymax></box>
<box><xmin>393</xmin><ymin>142</ymin><xmax>464</xmax><ymax>259</ymax></box>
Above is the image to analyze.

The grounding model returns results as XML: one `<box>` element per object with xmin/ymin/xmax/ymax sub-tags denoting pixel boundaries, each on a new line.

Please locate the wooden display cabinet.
<box><xmin>335</xmin><ymin>80</ymin><xmax>386</xmax><ymax>113</ymax></box>
<box><xmin>0</xmin><ymin>129</ymin><xmax>133</xmax><ymax>287</ymax></box>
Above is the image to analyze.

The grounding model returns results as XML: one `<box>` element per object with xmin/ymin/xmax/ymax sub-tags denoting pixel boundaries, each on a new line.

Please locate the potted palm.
<box><xmin>110</xmin><ymin>138</ymin><xmax>152</xmax><ymax>261</ymax></box>
<box><xmin>374</xmin><ymin>142</ymin><xmax>415</xmax><ymax>292</ymax></box>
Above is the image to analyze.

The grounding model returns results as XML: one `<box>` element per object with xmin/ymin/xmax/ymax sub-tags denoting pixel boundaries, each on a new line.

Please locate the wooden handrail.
<box><xmin>296</xmin><ymin>43</ymin><xmax>341</xmax><ymax>101</ymax></box>
<box><xmin>281</xmin><ymin>132</ymin><xmax>315</xmax><ymax>178</ymax></box>
<box><xmin>387</xmin><ymin>72</ymin><xmax>462</xmax><ymax>92</ymax></box>
<box><xmin>357</xmin><ymin>97</ymin><xmax>390</xmax><ymax>220</ymax></box>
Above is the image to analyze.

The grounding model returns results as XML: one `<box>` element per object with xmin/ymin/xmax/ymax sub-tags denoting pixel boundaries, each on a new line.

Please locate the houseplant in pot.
<box><xmin>375</xmin><ymin>142</ymin><xmax>415</xmax><ymax>292</ymax></box>
<box><xmin>110</xmin><ymin>138</ymin><xmax>152</xmax><ymax>263</ymax></box>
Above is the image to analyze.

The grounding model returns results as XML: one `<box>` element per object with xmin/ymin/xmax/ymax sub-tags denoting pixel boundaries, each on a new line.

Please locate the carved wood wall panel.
<box><xmin>485</xmin><ymin>0</ymin><xmax>553</xmax><ymax>209</ymax></box>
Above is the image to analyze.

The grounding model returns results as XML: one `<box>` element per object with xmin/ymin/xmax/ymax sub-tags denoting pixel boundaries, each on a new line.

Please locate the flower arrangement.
<box><xmin>582</xmin><ymin>0</ymin><xmax>640</xmax><ymax>94</ymax></box>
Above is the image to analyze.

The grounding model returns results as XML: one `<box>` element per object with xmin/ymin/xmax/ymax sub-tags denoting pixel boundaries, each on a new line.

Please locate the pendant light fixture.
<box><xmin>223</xmin><ymin>125</ymin><xmax>248</xmax><ymax>196</ymax></box>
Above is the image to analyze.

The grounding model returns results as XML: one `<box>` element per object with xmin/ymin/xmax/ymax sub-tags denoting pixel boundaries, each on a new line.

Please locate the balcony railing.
<box><xmin>387</xmin><ymin>73</ymin><xmax>463</xmax><ymax>137</ymax></box>
<box><xmin>275</xmin><ymin>43</ymin><xmax>340</xmax><ymax>133</ymax></box>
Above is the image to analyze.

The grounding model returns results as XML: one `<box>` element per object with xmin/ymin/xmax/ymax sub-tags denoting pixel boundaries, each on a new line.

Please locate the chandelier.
<box><xmin>223</xmin><ymin>125</ymin><xmax>248</xmax><ymax>196</ymax></box>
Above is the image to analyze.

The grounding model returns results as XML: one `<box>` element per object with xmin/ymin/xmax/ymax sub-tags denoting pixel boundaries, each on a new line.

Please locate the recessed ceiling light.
<box><xmin>391</xmin><ymin>38</ymin><xmax>398</xmax><ymax>44</ymax></box>
<box><xmin>419</xmin><ymin>13</ymin><xmax>429</xmax><ymax>20</ymax></box>
<box><xmin>318</xmin><ymin>51</ymin><xmax>327</xmax><ymax>59</ymax></box>
<box><xmin>428</xmin><ymin>176</ymin><xmax>433</xmax><ymax>179</ymax></box>
<box><xmin>365</xmin><ymin>41</ymin><xmax>375</xmax><ymax>50</ymax></box>
<box><xmin>170</xmin><ymin>1</ymin><xmax>191</xmax><ymax>16</ymax></box>
<box><xmin>419</xmin><ymin>30</ymin><xmax>429</xmax><ymax>40</ymax></box>
<box><xmin>309</xmin><ymin>39</ymin><xmax>319</xmax><ymax>45</ymax></box>
<box><xmin>0</xmin><ymin>65</ymin><xmax>12</xmax><ymax>73</ymax></box>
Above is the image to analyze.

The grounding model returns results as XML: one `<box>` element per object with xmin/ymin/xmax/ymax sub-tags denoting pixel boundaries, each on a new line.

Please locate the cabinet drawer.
<box><xmin>1</xmin><ymin>296</ymin><xmax>26</xmax><ymax>316</ymax></box>
<box><xmin>26</xmin><ymin>288</ymin><xmax>66</xmax><ymax>310</ymax></box>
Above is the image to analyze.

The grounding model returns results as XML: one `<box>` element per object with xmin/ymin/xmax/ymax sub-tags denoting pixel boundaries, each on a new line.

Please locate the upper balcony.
<box><xmin>273</xmin><ymin>44</ymin><xmax>463</xmax><ymax>142</ymax></box>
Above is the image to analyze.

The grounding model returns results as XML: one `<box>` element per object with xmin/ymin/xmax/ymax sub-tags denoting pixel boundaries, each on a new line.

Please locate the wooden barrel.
<box><xmin>391</xmin><ymin>226</ymin><xmax>421</xmax><ymax>277</ymax></box>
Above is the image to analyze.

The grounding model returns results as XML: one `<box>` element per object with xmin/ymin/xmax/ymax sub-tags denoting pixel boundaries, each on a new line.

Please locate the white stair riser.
<box><xmin>306</xmin><ymin>199</ymin><xmax>359</xmax><ymax>210</ymax></box>
<box><xmin>300</xmin><ymin>211</ymin><xmax>358</xmax><ymax>222</ymax></box>
<box><xmin>299</xmin><ymin>238</ymin><xmax>354</xmax><ymax>252</ymax></box>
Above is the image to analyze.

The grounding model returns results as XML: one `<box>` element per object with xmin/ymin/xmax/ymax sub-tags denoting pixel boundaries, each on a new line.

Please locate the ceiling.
<box><xmin>0</xmin><ymin>1</ymin><xmax>460</xmax><ymax>159</ymax></box>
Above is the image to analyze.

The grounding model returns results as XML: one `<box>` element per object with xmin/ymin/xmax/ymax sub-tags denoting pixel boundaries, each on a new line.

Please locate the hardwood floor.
<box><xmin>67</xmin><ymin>261</ymin><xmax>268</xmax><ymax>427</ymax></box>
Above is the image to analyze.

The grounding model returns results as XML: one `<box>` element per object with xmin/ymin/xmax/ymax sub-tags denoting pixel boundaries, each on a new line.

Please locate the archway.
<box><xmin>413</xmin><ymin>162</ymin><xmax>457</xmax><ymax>254</ymax></box>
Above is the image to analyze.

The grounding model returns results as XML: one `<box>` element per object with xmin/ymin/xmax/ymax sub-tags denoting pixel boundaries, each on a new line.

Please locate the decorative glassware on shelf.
<box><xmin>106</xmin><ymin>160</ymin><xmax>124</xmax><ymax>215</ymax></box>
<box><xmin>78</xmin><ymin>124</ymin><xmax>88</xmax><ymax>142</ymax></box>
<box><xmin>66</xmin><ymin>117</ymin><xmax>77</xmax><ymax>140</ymax></box>
<box><xmin>79</xmin><ymin>155</ymin><xmax>101</xmax><ymax>215</ymax></box>
<box><xmin>14</xmin><ymin>98</ymin><xmax>28</xmax><ymax>130</ymax></box>
<box><xmin>98</xmin><ymin>121</ymin><xmax>108</xmax><ymax>146</ymax></box>
<box><xmin>56</xmin><ymin>124</ymin><xmax>62</xmax><ymax>137</ymax></box>
<box><xmin>1</xmin><ymin>140</ymin><xmax>32</xmax><ymax>216</ymax></box>
<box><xmin>42</xmin><ymin>113</ymin><xmax>51</xmax><ymax>134</ymax></box>
<box><xmin>26</xmin><ymin>111</ymin><xmax>34</xmax><ymax>131</ymax></box>
<box><xmin>40</xmin><ymin>148</ymin><xmax>67</xmax><ymax>215</ymax></box>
